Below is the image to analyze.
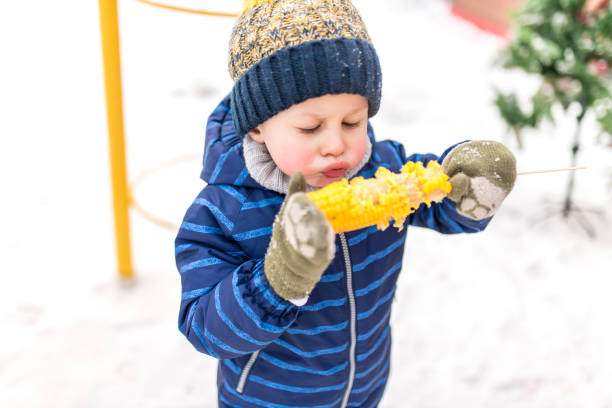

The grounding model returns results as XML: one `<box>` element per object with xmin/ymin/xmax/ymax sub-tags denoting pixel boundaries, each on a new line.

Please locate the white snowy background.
<box><xmin>1</xmin><ymin>0</ymin><xmax>612</xmax><ymax>407</ymax></box>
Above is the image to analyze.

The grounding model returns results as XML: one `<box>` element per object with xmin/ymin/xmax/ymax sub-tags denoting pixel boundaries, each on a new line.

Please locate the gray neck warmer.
<box><xmin>243</xmin><ymin>135</ymin><xmax>372</xmax><ymax>194</ymax></box>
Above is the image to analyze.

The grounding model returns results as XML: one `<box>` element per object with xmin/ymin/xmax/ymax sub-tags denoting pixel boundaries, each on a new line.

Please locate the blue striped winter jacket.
<box><xmin>175</xmin><ymin>94</ymin><xmax>491</xmax><ymax>408</ymax></box>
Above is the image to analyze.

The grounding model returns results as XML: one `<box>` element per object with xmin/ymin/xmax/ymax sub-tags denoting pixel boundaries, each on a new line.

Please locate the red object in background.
<box><xmin>579</xmin><ymin>0</ymin><xmax>610</xmax><ymax>25</ymax></box>
<box><xmin>450</xmin><ymin>0</ymin><xmax>525</xmax><ymax>39</ymax></box>
<box><xmin>591</xmin><ymin>59</ymin><xmax>611</xmax><ymax>75</ymax></box>
<box><xmin>584</xmin><ymin>0</ymin><xmax>610</xmax><ymax>14</ymax></box>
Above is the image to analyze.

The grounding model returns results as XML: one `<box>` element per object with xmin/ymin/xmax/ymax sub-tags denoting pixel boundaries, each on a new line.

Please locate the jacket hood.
<box><xmin>200</xmin><ymin>94</ymin><xmax>262</xmax><ymax>189</ymax></box>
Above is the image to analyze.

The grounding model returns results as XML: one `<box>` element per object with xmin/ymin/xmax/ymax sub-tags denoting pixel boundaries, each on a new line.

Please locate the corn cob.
<box><xmin>306</xmin><ymin>161</ymin><xmax>452</xmax><ymax>233</ymax></box>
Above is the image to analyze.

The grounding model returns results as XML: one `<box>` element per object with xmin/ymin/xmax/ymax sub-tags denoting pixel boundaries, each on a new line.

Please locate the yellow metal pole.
<box><xmin>98</xmin><ymin>0</ymin><xmax>134</xmax><ymax>279</ymax></box>
<box><xmin>135</xmin><ymin>0</ymin><xmax>239</xmax><ymax>17</ymax></box>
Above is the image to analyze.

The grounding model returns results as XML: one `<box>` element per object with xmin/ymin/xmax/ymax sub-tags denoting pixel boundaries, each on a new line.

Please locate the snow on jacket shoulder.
<box><xmin>174</xmin><ymin>94</ymin><xmax>490</xmax><ymax>408</ymax></box>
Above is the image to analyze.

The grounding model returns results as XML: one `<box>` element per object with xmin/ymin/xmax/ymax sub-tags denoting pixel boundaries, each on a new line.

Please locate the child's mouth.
<box><xmin>323</xmin><ymin>168</ymin><xmax>347</xmax><ymax>178</ymax></box>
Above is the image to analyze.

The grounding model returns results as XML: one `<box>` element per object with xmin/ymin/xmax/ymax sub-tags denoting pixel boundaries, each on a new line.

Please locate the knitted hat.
<box><xmin>228</xmin><ymin>0</ymin><xmax>382</xmax><ymax>135</ymax></box>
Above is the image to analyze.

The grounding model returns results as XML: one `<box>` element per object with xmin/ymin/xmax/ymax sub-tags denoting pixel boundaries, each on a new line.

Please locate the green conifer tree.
<box><xmin>494</xmin><ymin>0</ymin><xmax>612</xmax><ymax>220</ymax></box>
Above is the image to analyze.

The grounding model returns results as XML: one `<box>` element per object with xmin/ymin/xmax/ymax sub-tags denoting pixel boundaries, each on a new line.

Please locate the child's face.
<box><xmin>248</xmin><ymin>93</ymin><xmax>369</xmax><ymax>187</ymax></box>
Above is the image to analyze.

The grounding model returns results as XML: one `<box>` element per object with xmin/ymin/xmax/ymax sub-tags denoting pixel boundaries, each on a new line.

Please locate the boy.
<box><xmin>175</xmin><ymin>0</ymin><xmax>517</xmax><ymax>407</ymax></box>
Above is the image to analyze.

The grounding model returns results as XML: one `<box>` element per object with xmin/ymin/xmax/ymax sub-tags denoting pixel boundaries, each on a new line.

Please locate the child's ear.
<box><xmin>248</xmin><ymin>127</ymin><xmax>264</xmax><ymax>143</ymax></box>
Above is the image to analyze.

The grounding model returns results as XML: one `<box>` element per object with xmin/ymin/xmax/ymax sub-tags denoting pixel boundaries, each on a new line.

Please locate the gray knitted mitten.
<box><xmin>264</xmin><ymin>172</ymin><xmax>336</xmax><ymax>301</ymax></box>
<box><xmin>442</xmin><ymin>140</ymin><xmax>517</xmax><ymax>220</ymax></box>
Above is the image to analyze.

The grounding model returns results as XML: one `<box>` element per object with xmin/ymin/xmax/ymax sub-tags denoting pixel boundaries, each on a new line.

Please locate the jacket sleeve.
<box><xmin>390</xmin><ymin>140</ymin><xmax>492</xmax><ymax>234</ymax></box>
<box><xmin>175</xmin><ymin>187</ymin><xmax>299</xmax><ymax>359</ymax></box>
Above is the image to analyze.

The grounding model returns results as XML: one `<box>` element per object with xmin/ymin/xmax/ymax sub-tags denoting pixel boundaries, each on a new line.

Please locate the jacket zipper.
<box><xmin>236</xmin><ymin>350</ymin><xmax>260</xmax><ymax>394</ymax></box>
<box><xmin>339</xmin><ymin>233</ymin><xmax>356</xmax><ymax>408</ymax></box>
<box><xmin>237</xmin><ymin>237</ymin><xmax>356</xmax><ymax>400</ymax></box>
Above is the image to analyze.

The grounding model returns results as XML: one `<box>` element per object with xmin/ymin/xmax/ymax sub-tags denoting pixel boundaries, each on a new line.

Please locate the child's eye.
<box><xmin>343</xmin><ymin>121</ymin><xmax>360</xmax><ymax>128</ymax></box>
<box><xmin>299</xmin><ymin>125</ymin><xmax>320</xmax><ymax>134</ymax></box>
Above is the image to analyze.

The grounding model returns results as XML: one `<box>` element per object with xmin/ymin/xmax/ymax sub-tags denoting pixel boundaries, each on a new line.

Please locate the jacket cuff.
<box><xmin>237</xmin><ymin>260</ymin><xmax>299</xmax><ymax>326</ymax></box>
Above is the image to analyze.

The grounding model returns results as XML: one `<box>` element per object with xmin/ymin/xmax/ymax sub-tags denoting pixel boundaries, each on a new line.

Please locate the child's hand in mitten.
<box><xmin>442</xmin><ymin>140</ymin><xmax>517</xmax><ymax>220</ymax></box>
<box><xmin>264</xmin><ymin>172</ymin><xmax>336</xmax><ymax>301</ymax></box>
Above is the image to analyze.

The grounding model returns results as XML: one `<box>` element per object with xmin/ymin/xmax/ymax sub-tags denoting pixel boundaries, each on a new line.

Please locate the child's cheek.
<box><xmin>347</xmin><ymin>133</ymin><xmax>368</xmax><ymax>169</ymax></box>
<box><xmin>273</xmin><ymin>142</ymin><xmax>313</xmax><ymax>175</ymax></box>
<box><xmin>353</xmin><ymin>137</ymin><xmax>367</xmax><ymax>166</ymax></box>
<box><xmin>285</xmin><ymin>149</ymin><xmax>313</xmax><ymax>175</ymax></box>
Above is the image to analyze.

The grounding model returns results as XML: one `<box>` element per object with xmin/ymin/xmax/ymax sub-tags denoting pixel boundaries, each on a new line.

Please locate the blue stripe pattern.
<box><xmin>299</xmin><ymin>297</ymin><xmax>346</xmax><ymax>311</ymax></box>
<box><xmin>191</xmin><ymin>319</ymin><xmax>219</xmax><ymax>359</ymax></box>
<box><xmin>180</xmin><ymin>257</ymin><xmax>224</xmax><ymax>274</ymax></box>
<box><xmin>182</xmin><ymin>287</ymin><xmax>214</xmax><ymax>300</ymax></box>
<box><xmin>220</xmin><ymin>185</ymin><xmax>247</xmax><ymax>204</ymax></box>
<box><xmin>351</xmin><ymin>360</ymin><xmax>389</xmax><ymax>394</ymax></box>
<box><xmin>234</xmin><ymin>167</ymin><xmax>250</xmax><ymax>185</ymax></box>
<box><xmin>223</xmin><ymin>381</ymin><xmax>344</xmax><ymax>408</ymax></box>
<box><xmin>355</xmin><ymin>338</ymin><xmax>390</xmax><ymax>379</ymax></box>
<box><xmin>287</xmin><ymin>321</ymin><xmax>347</xmax><ymax>335</ymax></box>
<box><xmin>214</xmin><ymin>285</ymin><xmax>270</xmax><ymax>347</ymax></box>
<box><xmin>259</xmin><ymin>352</ymin><xmax>348</xmax><ymax>375</ymax></box>
<box><xmin>357</xmin><ymin>308</ymin><xmax>391</xmax><ymax>342</ymax></box>
<box><xmin>231</xmin><ymin>268</ymin><xmax>287</xmax><ymax>334</ymax></box>
<box><xmin>352</xmin><ymin>237</ymin><xmax>405</xmax><ymax>272</ymax></box>
<box><xmin>347</xmin><ymin>226</ymin><xmax>378</xmax><ymax>246</ymax></box>
<box><xmin>357</xmin><ymin>289</ymin><xmax>394</xmax><ymax>320</ymax></box>
<box><xmin>354</xmin><ymin>262</ymin><xmax>401</xmax><ymax>296</ymax></box>
<box><xmin>175</xmin><ymin>243</ymin><xmax>194</xmax><ymax>255</ymax></box>
<box><xmin>194</xmin><ymin>198</ymin><xmax>235</xmax><ymax>231</ymax></box>
<box><xmin>210</xmin><ymin>144</ymin><xmax>241</xmax><ymax>183</ymax></box>
<box><xmin>357</xmin><ymin>327</ymin><xmax>390</xmax><ymax>362</ymax></box>
<box><xmin>233</xmin><ymin>227</ymin><xmax>272</xmax><ymax>241</ymax></box>
<box><xmin>273</xmin><ymin>339</ymin><xmax>348</xmax><ymax>358</ymax></box>
<box><xmin>319</xmin><ymin>272</ymin><xmax>343</xmax><ymax>283</ymax></box>
<box><xmin>242</xmin><ymin>197</ymin><xmax>284</xmax><ymax>210</ymax></box>
<box><xmin>181</xmin><ymin>222</ymin><xmax>223</xmax><ymax>235</ymax></box>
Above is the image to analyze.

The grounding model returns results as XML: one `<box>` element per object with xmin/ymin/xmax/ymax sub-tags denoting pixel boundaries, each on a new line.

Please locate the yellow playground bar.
<box><xmin>97</xmin><ymin>0</ymin><xmax>238</xmax><ymax>278</ymax></box>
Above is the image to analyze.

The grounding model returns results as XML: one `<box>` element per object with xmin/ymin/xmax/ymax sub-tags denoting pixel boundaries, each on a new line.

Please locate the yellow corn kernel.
<box><xmin>306</xmin><ymin>161</ymin><xmax>452</xmax><ymax>233</ymax></box>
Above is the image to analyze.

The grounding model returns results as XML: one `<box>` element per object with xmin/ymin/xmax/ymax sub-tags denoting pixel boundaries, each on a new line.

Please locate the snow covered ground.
<box><xmin>1</xmin><ymin>0</ymin><xmax>611</xmax><ymax>407</ymax></box>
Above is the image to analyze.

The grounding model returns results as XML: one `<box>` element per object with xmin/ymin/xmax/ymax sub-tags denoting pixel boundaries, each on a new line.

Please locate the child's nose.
<box><xmin>322</xmin><ymin>131</ymin><xmax>346</xmax><ymax>157</ymax></box>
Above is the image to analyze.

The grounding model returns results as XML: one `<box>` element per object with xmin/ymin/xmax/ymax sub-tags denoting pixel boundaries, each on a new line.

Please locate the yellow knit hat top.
<box><xmin>229</xmin><ymin>0</ymin><xmax>372</xmax><ymax>81</ymax></box>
